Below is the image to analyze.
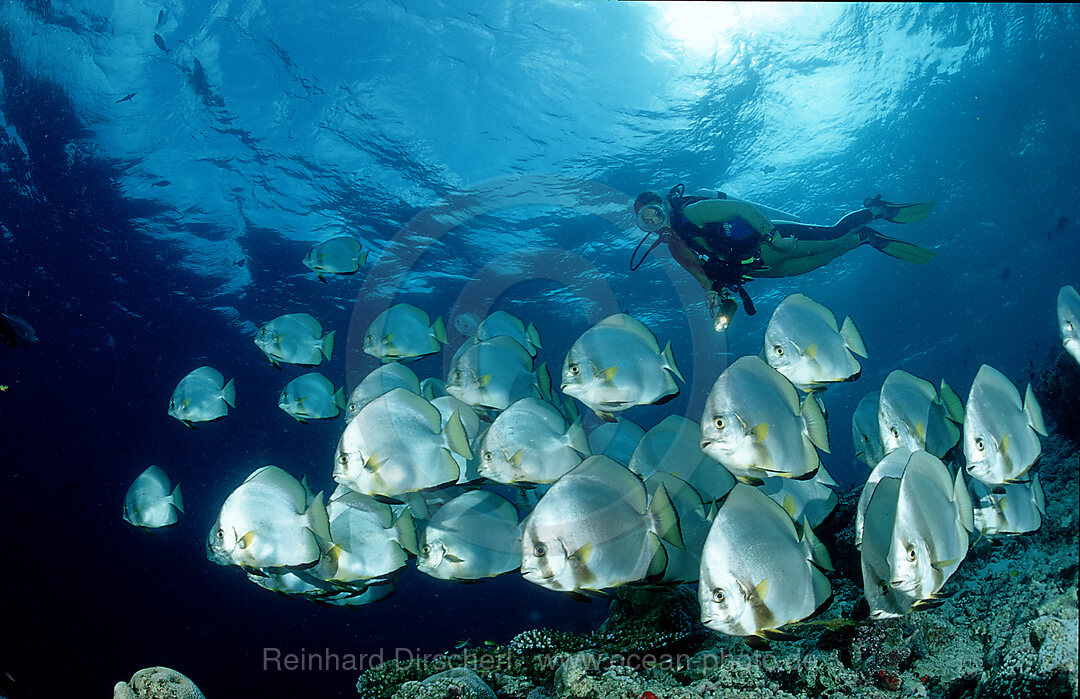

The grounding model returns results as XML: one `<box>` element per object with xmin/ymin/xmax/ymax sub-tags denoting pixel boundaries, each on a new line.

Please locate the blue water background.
<box><xmin>1</xmin><ymin>3</ymin><xmax>1078</xmax><ymax>697</ymax></box>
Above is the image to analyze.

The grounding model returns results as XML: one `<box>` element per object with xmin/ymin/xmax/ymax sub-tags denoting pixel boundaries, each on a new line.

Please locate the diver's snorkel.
<box><xmin>630</xmin><ymin>202</ymin><xmax>672</xmax><ymax>271</ymax></box>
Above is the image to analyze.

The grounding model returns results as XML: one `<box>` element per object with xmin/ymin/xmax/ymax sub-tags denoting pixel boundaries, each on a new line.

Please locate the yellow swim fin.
<box><xmin>863</xmin><ymin>229</ymin><xmax>936</xmax><ymax>265</ymax></box>
<box><xmin>864</xmin><ymin>195</ymin><xmax>936</xmax><ymax>223</ymax></box>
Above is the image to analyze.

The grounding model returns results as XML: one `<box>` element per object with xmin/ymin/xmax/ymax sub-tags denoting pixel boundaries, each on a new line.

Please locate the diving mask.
<box><xmin>636</xmin><ymin>204</ymin><xmax>668</xmax><ymax>233</ymax></box>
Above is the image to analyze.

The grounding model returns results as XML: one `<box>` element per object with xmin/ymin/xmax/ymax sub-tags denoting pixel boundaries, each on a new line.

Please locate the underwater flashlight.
<box><xmin>714</xmin><ymin>297</ymin><xmax>738</xmax><ymax>332</ymax></box>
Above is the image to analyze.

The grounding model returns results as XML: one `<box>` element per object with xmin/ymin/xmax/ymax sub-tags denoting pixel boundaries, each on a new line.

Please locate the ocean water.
<box><xmin>0</xmin><ymin>2</ymin><xmax>1078</xmax><ymax>697</ymax></box>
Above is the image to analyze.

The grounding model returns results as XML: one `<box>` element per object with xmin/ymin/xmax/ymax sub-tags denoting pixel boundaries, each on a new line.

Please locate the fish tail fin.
<box><xmin>321</xmin><ymin>331</ymin><xmax>336</xmax><ymax>361</ymax></box>
<box><xmin>801</xmin><ymin>517</ymin><xmax>833</xmax><ymax>572</ymax></box>
<box><xmin>394</xmin><ymin>508</ymin><xmax>419</xmax><ymax>556</ymax></box>
<box><xmin>534</xmin><ymin>362</ymin><xmax>554</xmax><ymax>403</ymax></box>
<box><xmin>840</xmin><ymin>316</ymin><xmax>868</xmax><ymax>358</ymax></box>
<box><xmin>305</xmin><ymin>491</ymin><xmax>332</xmax><ymax>543</ymax></box>
<box><xmin>1024</xmin><ymin>384</ymin><xmax>1048</xmax><ymax>436</ymax></box>
<box><xmin>952</xmin><ymin>469</ymin><xmax>975</xmax><ymax>532</ymax></box>
<box><xmin>358</xmin><ymin>250</ymin><xmax>370</xmax><ymax>267</ymax></box>
<box><xmin>1032</xmin><ymin>474</ymin><xmax>1047</xmax><ymax>515</ymax></box>
<box><xmin>565</xmin><ymin>419</ymin><xmax>590</xmax><ymax>455</ymax></box>
<box><xmin>443</xmin><ymin>409</ymin><xmax>473</xmax><ymax>460</ymax></box>
<box><xmin>526</xmin><ymin>322</ymin><xmax>542</xmax><ymax>349</ymax></box>
<box><xmin>649</xmin><ymin>483</ymin><xmax>685</xmax><ymax>549</ymax></box>
<box><xmin>333</xmin><ymin>387</ymin><xmax>347</xmax><ymax>410</ymax></box>
<box><xmin>645</xmin><ymin>533</ymin><xmax>668</xmax><ymax>580</ymax></box>
<box><xmin>801</xmin><ymin>394</ymin><xmax>830</xmax><ymax>453</ymax></box>
<box><xmin>432</xmin><ymin>316</ymin><xmax>448</xmax><ymax>345</ymax></box>
<box><xmin>661</xmin><ymin>340</ymin><xmax>684</xmax><ymax>382</ymax></box>
<box><xmin>222</xmin><ymin>378</ymin><xmax>237</xmax><ymax>408</ymax></box>
<box><xmin>938</xmin><ymin>380</ymin><xmax>965</xmax><ymax>423</ymax></box>
<box><xmin>170</xmin><ymin>483</ymin><xmax>185</xmax><ymax>514</ymax></box>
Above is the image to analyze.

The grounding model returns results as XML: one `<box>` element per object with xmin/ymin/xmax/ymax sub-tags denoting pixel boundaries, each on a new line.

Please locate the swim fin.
<box><xmin>863</xmin><ymin>194</ymin><xmax>936</xmax><ymax>223</ymax></box>
<box><xmin>862</xmin><ymin>228</ymin><xmax>936</xmax><ymax>265</ymax></box>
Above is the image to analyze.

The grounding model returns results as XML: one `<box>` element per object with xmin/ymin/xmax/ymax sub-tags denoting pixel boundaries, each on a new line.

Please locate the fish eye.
<box><xmin>569</xmin><ymin>364</ymin><xmax>580</xmax><ymax>375</ymax></box>
<box><xmin>713</xmin><ymin>588</ymin><xmax>725</xmax><ymax>603</ymax></box>
<box><xmin>975</xmin><ymin>437</ymin><xmax>985</xmax><ymax>451</ymax></box>
<box><xmin>338</xmin><ymin>453</ymin><xmax>349</xmax><ymax>465</ymax></box>
<box><xmin>891</xmin><ymin>427</ymin><xmax>900</xmax><ymax>439</ymax></box>
<box><xmin>421</xmin><ymin>545</ymin><xmax>430</xmax><ymax>555</ymax></box>
<box><xmin>215</xmin><ymin>528</ymin><xmax>223</xmax><ymax>540</ymax></box>
<box><xmin>533</xmin><ymin>544</ymin><xmax>546</xmax><ymax>558</ymax></box>
<box><xmin>774</xmin><ymin>345</ymin><xmax>783</xmax><ymax>356</ymax></box>
<box><xmin>879</xmin><ymin>581</ymin><xmax>889</xmax><ymax>595</ymax></box>
<box><xmin>365</xmin><ymin>334</ymin><xmax>372</xmax><ymax>343</ymax></box>
<box><xmin>483</xmin><ymin>451</ymin><xmax>493</xmax><ymax>461</ymax></box>
<box><xmin>714</xmin><ymin>417</ymin><xmax>725</xmax><ymax>430</ymax></box>
<box><xmin>454</xmin><ymin>370</ymin><xmax>462</xmax><ymax>380</ymax></box>
<box><xmin>348</xmin><ymin>402</ymin><xmax>357</xmax><ymax>412</ymax></box>
<box><xmin>907</xmin><ymin>548</ymin><xmax>917</xmax><ymax>561</ymax></box>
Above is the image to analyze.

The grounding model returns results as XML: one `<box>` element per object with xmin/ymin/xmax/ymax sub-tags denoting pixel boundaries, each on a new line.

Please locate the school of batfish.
<box><xmin>123</xmin><ymin>236</ymin><xmax>1076</xmax><ymax>643</ymax></box>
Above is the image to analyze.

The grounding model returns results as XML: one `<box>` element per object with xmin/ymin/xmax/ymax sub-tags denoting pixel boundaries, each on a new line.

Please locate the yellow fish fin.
<box><xmin>239</xmin><ymin>530</ymin><xmax>256</xmax><ymax>550</ymax></box>
<box><xmin>751</xmin><ymin>422</ymin><xmax>770</xmax><ymax>443</ymax></box>
<box><xmin>478</xmin><ymin>374</ymin><xmax>492</xmax><ymax>388</ymax></box>
<box><xmin>600</xmin><ymin>366</ymin><xmax>618</xmax><ymax>382</ymax></box>
<box><xmin>781</xmin><ymin>495</ymin><xmax>798</xmax><ymax>520</ymax></box>
<box><xmin>915</xmin><ymin>421</ymin><xmax>925</xmax><ymax>442</ymax></box>
<box><xmin>1000</xmin><ymin>433</ymin><xmax>1009</xmax><ymax>456</ymax></box>
<box><xmin>569</xmin><ymin>542</ymin><xmax>593</xmax><ymax>566</ymax></box>
<box><xmin>803</xmin><ymin>343</ymin><xmax>818</xmax><ymax>360</ymax></box>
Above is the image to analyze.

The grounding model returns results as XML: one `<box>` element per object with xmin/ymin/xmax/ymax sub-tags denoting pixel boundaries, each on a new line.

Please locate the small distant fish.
<box><xmin>1048</xmin><ymin>215</ymin><xmax>1069</xmax><ymax>240</ymax></box>
<box><xmin>278</xmin><ymin>372</ymin><xmax>346</xmax><ymax>422</ymax></box>
<box><xmin>0</xmin><ymin>308</ymin><xmax>38</xmax><ymax>347</ymax></box>
<box><xmin>151</xmin><ymin>180</ymin><xmax>171</xmax><ymax>188</ymax></box>
<box><xmin>168</xmin><ymin>366</ymin><xmax>236</xmax><ymax>426</ymax></box>
<box><xmin>207</xmin><ymin>465</ymin><xmax>331</xmax><ymax>570</ymax></box>
<box><xmin>363</xmin><ymin>303</ymin><xmax>447</xmax><ymax>363</ymax></box>
<box><xmin>970</xmin><ymin>476</ymin><xmax>1045</xmax><ymax>539</ymax></box>
<box><xmin>761</xmin><ymin>165</ymin><xmax>777</xmax><ymax>174</ymax></box>
<box><xmin>115</xmin><ymin>92</ymin><xmax>137</xmax><ymax>103</ymax></box>
<box><xmin>417</xmin><ymin>490</ymin><xmax>522</xmax><ymax>582</ymax></box>
<box><xmin>472</xmin><ymin>311</ymin><xmax>542</xmax><ymax>357</ymax></box>
<box><xmin>254</xmin><ymin>313</ymin><xmax>335</xmax><ymax>368</ymax></box>
<box><xmin>1058</xmin><ymin>285</ymin><xmax>1080</xmax><ymax>365</ymax></box>
<box><xmin>156</xmin><ymin>8</ymin><xmax>166</xmax><ymax>28</ymax></box>
<box><xmin>153</xmin><ymin>33</ymin><xmax>168</xmax><ymax>53</ymax></box>
<box><xmin>762</xmin><ymin>293</ymin><xmax>866</xmax><ymax>392</ymax></box>
<box><xmin>303</xmin><ymin>236</ymin><xmax>368</xmax><ymax>281</ymax></box>
<box><xmin>123</xmin><ymin>465</ymin><xmax>184</xmax><ymax>529</ymax></box>
<box><xmin>698</xmin><ymin>483</ymin><xmax>833</xmax><ymax>641</ymax></box>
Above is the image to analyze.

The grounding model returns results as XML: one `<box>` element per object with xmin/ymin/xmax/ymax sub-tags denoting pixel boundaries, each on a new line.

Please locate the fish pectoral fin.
<box><xmin>931</xmin><ymin>557</ymin><xmax>959</xmax><ymax>571</ymax></box>
<box><xmin>802</xmin><ymin>343</ymin><xmax>818</xmax><ymax>360</ymax></box>
<box><xmin>752</xmin><ymin>578</ymin><xmax>770</xmax><ymax>602</ymax></box>
<box><xmin>238</xmin><ymin>530</ymin><xmax>256</xmax><ymax>550</ymax></box>
<box><xmin>750</xmin><ymin>422</ymin><xmax>769</xmax><ymax>443</ymax></box>
<box><xmin>363</xmin><ymin>453</ymin><xmax>381</xmax><ymax>472</ymax></box>
<box><xmin>1000</xmin><ymin>433</ymin><xmax>1009</xmax><ymax>456</ymax></box>
<box><xmin>444</xmin><ymin>552</ymin><xmax>465</xmax><ymax>563</ymax></box>
<box><xmin>914</xmin><ymin>421</ymin><xmax>925</xmax><ymax>442</ymax></box>
<box><xmin>509</xmin><ymin>449</ymin><xmax>524</xmax><ymax>467</ymax></box>
<box><xmin>600</xmin><ymin>366</ymin><xmax>618</xmax><ymax>382</ymax></box>
<box><xmin>912</xmin><ymin>597</ymin><xmax>947</xmax><ymax>611</ymax></box>
<box><xmin>478</xmin><ymin>374</ymin><xmax>492</xmax><ymax>388</ymax></box>
<box><xmin>781</xmin><ymin>495</ymin><xmax>798</xmax><ymax>519</ymax></box>
<box><xmin>569</xmin><ymin>542</ymin><xmax>593</xmax><ymax>566</ymax></box>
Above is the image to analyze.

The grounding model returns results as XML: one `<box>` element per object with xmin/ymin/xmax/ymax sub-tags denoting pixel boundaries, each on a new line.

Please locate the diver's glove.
<box><xmin>765</xmin><ymin>229</ymin><xmax>797</xmax><ymax>252</ymax></box>
<box><xmin>706</xmin><ymin>290</ymin><xmax>739</xmax><ymax>332</ymax></box>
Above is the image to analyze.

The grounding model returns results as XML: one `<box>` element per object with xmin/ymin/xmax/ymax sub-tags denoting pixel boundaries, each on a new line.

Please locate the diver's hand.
<box><xmin>768</xmin><ymin>232</ymin><xmax>797</xmax><ymax>252</ymax></box>
<box><xmin>706</xmin><ymin>290</ymin><xmax>721</xmax><ymax>316</ymax></box>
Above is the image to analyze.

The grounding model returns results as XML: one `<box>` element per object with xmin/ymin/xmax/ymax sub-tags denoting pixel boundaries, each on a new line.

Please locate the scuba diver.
<box><xmin>631</xmin><ymin>185</ymin><xmax>936</xmax><ymax>330</ymax></box>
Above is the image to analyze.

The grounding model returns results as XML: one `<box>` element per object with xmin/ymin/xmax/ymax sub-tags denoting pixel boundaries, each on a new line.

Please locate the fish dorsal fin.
<box><xmin>840</xmin><ymin>316</ymin><xmax>868</xmax><ymax>357</ymax></box>
<box><xmin>938</xmin><ymin>380</ymin><xmax>964</xmax><ymax>423</ymax></box>
<box><xmin>750</xmin><ymin>422</ymin><xmax>770</xmax><ymax>444</ymax></box>
<box><xmin>1024</xmin><ymin>384</ymin><xmax>1048</xmax><ymax>436</ymax></box>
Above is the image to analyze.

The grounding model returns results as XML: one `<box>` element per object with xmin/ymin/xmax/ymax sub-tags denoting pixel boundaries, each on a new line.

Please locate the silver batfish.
<box><xmin>629</xmin><ymin>415</ymin><xmax>735</xmax><ymax>503</ymax></box>
<box><xmin>970</xmin><ymin>476</ymin><xmax>1045</xmax><ymax>538</ymax></box>
<box><xmin>762</xmin><ymin>293</ymin><xmax>866</xmax><ymax>392</ymax></box>
<box><xmin>309</xmin><ymin>486</ymin><xmax>417</xmax><ymax>584</ymax></box>
<box><xmin>255</xmin><ymin>313</ymin><xmax>335</xmax><ymax>367</ymax></box>
<box><xmin>168</xmin><ymin>365</ymin><xmax>236</xmax><ymax>426</ymax></box>
<box><xmin>363</xmin><ymin>303</ymin><xmax>447</xmax><ymax>363</ymax></box>
<box><xmin>123</xmin><ymin>465</ymin><xmax>184</xmax><ymax>529</ymax></box>
<box><xmin>278</xmin><ymin>372</ymin><xmax>346</xmax><ymax>421</ymax></box>
<box><xmin>417</xmin><ymin>490</ymin><xmax>522</xmax><ymax>581</ymax></box>
<box><xmin>1058</xmin><ymin>285</ymin><xmax>1080</xmax><ymax>364</ymax></box>
<box><xmin>333</xmin><ymin>388</ymin><xmax>471</xmax><ymax>497</ymax></box>
<box><xmin>698</xmin><ymin>483</ymin><xmax>833</xmax><ymax>640</ymax></box>
<box><xmin>446</xmin><ymin>335</ymin><xmax>541</xmax><ymax>411</ymax></box>
<box><xmin>520</xmin><ymin>456</ymin><xmax>682</xmax><ymax>592</ymax></box>
<box><xmin>344</xmin><ymin>363</ymin><xmax>422</xmax><ymax>423</ymax></box>
<box><xmin>852</xmin><ymin>391</ymin><xmax>886</xmax><ymax>469</ymax></box>
<box><xmin>303</xmin><ymin>236</ymin><xmax>368</xmax><ymax>280</ymax></box>
<box><xmin>963</xmin><ymin>364</ymin><xmax>1046</xmax><ymax>486</ymax></box>
<box><xmin>758</xmin><ymin>464</ymin><xmax>838</xmax><ymax>529</ymax></box>
<box><xmin>700</xmin><ymin>355</ymin><xmax>830</xmax><ymax>483</ymax></box>
<box><xmin>878</xmin><ymin>370</ymin><xmax>964</xmax><ymax>458</ymax></box>
<box><xmin>474</xmin><ymin>310</ymin><xmax>542</xmax><ymax>357</ymax></box>
<box><xmin>478</xmin><ymin>397</ymin><xmax>589</xmax><ymax>485</ymax></box>
<box><xmin>560</xmin><ymin>314</ymin><xmax>682</xmax><ymax>419</ymax></box>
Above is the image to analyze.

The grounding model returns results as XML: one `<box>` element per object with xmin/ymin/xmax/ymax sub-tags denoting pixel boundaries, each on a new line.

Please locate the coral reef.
<box><xmin>113</xmin><ymin>667</ymin><xmax>204</xmax><ymax>699</ymax></box>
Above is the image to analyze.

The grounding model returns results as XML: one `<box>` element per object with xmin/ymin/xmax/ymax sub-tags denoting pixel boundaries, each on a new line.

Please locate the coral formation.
<box><xmin>112</xmin><ymin>667</ymin><xmax>204</xmax><ymax>699</ymax></box>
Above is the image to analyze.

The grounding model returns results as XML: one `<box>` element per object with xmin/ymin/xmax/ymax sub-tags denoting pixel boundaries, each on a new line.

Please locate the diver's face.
<box><xmin>636</xmin><ymin>204</ymin><xmax>668</xmax><ymax>232</ymax></box>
